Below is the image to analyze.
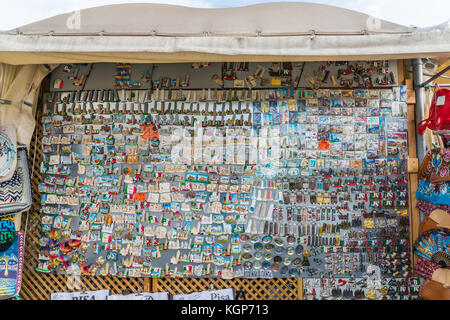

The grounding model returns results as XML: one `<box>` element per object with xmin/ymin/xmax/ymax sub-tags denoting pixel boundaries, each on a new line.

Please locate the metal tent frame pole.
<box><xmin>419</xmin><ymin>65</ymin><xmax>450</xmax><ymax>88</ymax></box>
<box><xmin>412</xmin><ymin>58</ymin><xmax>426</xmax><ymax>163</ymax></box>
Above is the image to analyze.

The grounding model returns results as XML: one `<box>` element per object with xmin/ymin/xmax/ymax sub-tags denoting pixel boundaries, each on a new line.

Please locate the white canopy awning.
<box><xmin>0</xmin><ymin>2</ymin><xmax>448</xmax><ymax>65</ymax></box>
<box><xmin>11</xmin><ymin>2</ymin><xmax>410</xmax><ymax>36</ymax></box>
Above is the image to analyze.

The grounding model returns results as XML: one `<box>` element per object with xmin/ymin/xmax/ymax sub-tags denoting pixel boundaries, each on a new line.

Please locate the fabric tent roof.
<box><xmin>0</xmin><ymin>2</ymin><xmax>448</xmax><ymax>65</ymax></box>
<box><xmin>12</xmin><ymin>2</ymin><xmax>410</xmax><ymax>36</ymax></box>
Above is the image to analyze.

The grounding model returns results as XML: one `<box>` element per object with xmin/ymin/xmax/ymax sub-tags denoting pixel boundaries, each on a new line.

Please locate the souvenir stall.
<box><xmin>0</xmin><ymin>3</ymin><xmax>449</xmax><ymax>300</ymax></box>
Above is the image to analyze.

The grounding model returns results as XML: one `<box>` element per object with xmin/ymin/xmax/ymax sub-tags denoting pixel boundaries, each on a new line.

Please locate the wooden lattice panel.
<box><xmin>153</xmin><ymin>278</ymin><xmax>301</xmax><ymax>300</ymax></box>
<box><xmin>18</xmin><ymin>110</ymin><xmax>303</xmax><ymax>300</ymax></box>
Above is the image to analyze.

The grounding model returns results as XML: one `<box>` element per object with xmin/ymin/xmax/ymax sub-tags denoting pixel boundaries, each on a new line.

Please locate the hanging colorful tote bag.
<box><xmin>0</xmin><ymin>148</ymin><xmax>32</xmax><ymax>216</ymax></box>
<box><xmin>0</xmin><ymin>215</ymin><xmax>15</xmax><ymax>252</ymax></box>
<box><xmin>0</xmin><ymin>230</ymin><xmax>25</xmax><ymax>300</ymax></box>
<box><xmin>418</xmin><ymin>86</ymin><xmax>450</xmax><ymax>134</ymax></box>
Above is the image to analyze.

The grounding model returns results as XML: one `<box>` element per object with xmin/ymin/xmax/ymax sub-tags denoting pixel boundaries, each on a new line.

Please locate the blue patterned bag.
<box><xmin>0</xmin><ymin>148</ymin><xmax>32</xmax><ymax>216</ymax></box>
<box><xmin>416</xmin><ymin>179</ymin><xmax>450</xmax><ymax>206</ymax></box>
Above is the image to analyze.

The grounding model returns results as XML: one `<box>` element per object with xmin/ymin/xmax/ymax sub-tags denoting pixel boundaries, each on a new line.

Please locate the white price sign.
<box><xmin>107</xmin><ymin>292</ymin><xmax>169</xmax><ymax>300</ymax></box>
<box><xmin>173</xmin><ymin>288</ymin><xmax>234</xmax><ymax>300</ymax></box>
<box><xmin>51</xmin><ymin>290</ymin><xmax>110</xmax><ymax>300</ymax></box>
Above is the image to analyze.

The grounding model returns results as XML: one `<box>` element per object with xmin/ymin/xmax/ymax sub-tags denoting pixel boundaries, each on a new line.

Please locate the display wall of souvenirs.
<box><xmin>37</xmin><ymin>61</ymin><xmax>413</xmax><ymax>279</ymax></box>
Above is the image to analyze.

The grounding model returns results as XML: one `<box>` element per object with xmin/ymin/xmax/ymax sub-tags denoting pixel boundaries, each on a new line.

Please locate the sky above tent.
<box><xmin>0</xmin><ymin>0</ymin><xmax>449</xmax><ymax>31</ymax></box>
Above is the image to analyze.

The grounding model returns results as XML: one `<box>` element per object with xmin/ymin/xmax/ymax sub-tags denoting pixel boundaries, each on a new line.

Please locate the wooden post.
<box><xmin>401</xmin><ymin>65</ymin><xmax>421</xmax><ymax>273</ymax></box>
<box><xmin>143</xmin><ymin>278</ymin><xmax>151</xmax><ymax>292</ymax></box>
<box><xmin>152</xmin><ymin>279</ymin><xmax>159</xmax><ymax>292</ymax></box>
<box><xmin>397</xmin><ymin>60</ymin><xmax>404</xmax><ymax>88</ymax></box>
<box><xmin>297</xmin><ymin>278</ymin><xmax>303</xmax><ymax>300</ymax></box>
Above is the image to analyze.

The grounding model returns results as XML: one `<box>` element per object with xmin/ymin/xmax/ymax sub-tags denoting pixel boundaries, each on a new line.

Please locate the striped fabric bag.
<box><xmin>0</xmin><ymin>148</ymin><xmax>32</xmax><ymax>216</ymax></box>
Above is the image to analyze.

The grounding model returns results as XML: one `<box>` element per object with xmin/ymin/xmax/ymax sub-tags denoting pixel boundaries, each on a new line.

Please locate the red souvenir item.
<box><xmin>318</xmin><ymin>140</ymin><xmax>330</xmax><ymax>151</ymax></box>
<box><xmin>134</xmin><ymin>192</ymin><xmax>147</xmax><ymax>202</ymax></box>
<box><xmin>418</xmin><ymin>86</ymin><xmax>450</xmax><ymax>134</ymax></box>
